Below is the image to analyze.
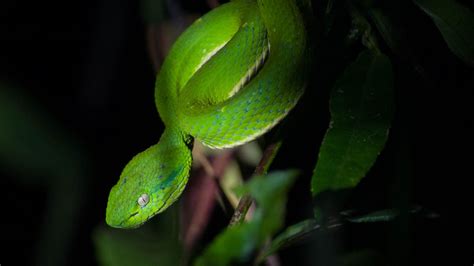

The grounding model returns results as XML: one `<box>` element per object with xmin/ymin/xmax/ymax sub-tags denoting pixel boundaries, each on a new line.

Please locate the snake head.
<box><xmin>106</xmin><ymin>131</ymin><xmax>192</xmax><ymax>228</ymax></box>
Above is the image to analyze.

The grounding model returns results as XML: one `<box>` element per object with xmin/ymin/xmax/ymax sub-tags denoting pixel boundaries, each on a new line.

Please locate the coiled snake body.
<box><xmin>106</xmin><ymin>0</ymin><xmax>308</xmax><ymax>228</ymax></box>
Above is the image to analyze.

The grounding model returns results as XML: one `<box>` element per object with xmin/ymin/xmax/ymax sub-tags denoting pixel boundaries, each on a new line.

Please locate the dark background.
<box><xmin>0</xmin><ymin>0</ymin><xmax>471</xmax><ymax>265</ymax></box>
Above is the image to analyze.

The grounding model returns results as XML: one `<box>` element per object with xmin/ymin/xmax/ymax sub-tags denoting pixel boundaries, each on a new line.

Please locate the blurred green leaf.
<box><xmin>0</xmin><ymin>82</ymin><xmax>86</xmax><ymax>266</ymax></box>
<box><xmin>258</xmin><ymin>219</ymin><xmax>318</xmax><ymax>262</ymax></box>
<box><xmin>369</xmin><ymin>8</ymin><xmax>403</xmax><ymax>54</ymax></box>
<box><xmin>413</xmin><ymin>0</ymin><xmax>474</xmax><ymax>66</ymax></box>
<box><xmin>345</xmin><ymin>209</ymin><xmax>399</xmax><ymax>223</ymax></box>
<box><xmin>323</xmin><ymin>0</ymin><xmax>347</xmax><ymax>35</ymax></box>
<box><xmin>194</xmin><ymin>170</ymin><xmax>298</xmax><ymax>266</ymax></box>
<box><xmin>311</xmin><ymin>50</ymin><xmax>394</xmax><ymax>197</ymax></box>
<box><xmin>339</xmin><ymin>249</ymin><xmax>384</xmax><ymax>266</ymax></box>
<box><xmin>94</xmin><ymin>206</ymin><xmax>182</xmax><ymax>266</ymax></box>
<box><xmin>342</xmin><ymin>205</ymin><xmax>439</xmax><ymax>223</ymax></box>
<box><xmin>0</xmin><ymin>83</ymin><xmax>82</xmax><ymax>180</ymax></box>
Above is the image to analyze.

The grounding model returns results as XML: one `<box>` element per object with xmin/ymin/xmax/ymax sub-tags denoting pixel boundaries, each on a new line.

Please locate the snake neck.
<box><xmin>158</xmin><ymin>126</ymin><xmax>193</xmax><ymax>153</ymax></box>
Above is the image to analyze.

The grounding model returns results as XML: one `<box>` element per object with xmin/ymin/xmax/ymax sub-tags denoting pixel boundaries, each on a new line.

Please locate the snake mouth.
<box><xmin>114</xmin><ymin>189</ymin><xmax>179</xmax><ymax>229</ymax></box>
<box><xmin>123</xmin><ymin>195</ymin><xmax>173</xmax><ymax>229</ymax></box>
<box><xmin>111</xmin><ymin>211</ymin><xmax>139</xmax><ymax>228</ymax></box>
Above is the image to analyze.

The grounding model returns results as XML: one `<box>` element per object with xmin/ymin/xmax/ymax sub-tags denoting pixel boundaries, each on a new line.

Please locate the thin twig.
<box><xmin>228</xmin><ymin>140</ymin><xmax>282</xmax><ymax>227</ymax></box>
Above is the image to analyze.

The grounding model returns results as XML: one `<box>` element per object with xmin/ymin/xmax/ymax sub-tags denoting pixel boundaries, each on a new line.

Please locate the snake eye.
<box><xmin>137</xmin><ymin>194</ymin><xmax>150</xmax><ymax>207</ymax></box>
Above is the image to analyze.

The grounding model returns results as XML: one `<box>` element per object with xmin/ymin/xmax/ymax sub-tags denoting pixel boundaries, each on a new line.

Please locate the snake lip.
<box><xmin>124</xmin><ymin>211</ymin><xmax>139</xmax><ymax>225</ymax></box>
<box><xmin>122</xmin><ymin>191</ymin><xmax>173</xmax><ymax>229</ymax></box>
<box><xmin>113</xmin><ymin>211</ymin><xmax>140</xmax><ymax>228</ymax></box>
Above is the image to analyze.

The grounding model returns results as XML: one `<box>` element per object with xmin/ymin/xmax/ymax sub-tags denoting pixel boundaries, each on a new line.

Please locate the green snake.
<box><xmin>106</xmin><ymin>0</ymin><xmax>308</xmax><ymax>228</ymax></box>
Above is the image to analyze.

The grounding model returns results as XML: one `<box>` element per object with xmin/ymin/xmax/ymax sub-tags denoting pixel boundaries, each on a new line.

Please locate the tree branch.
<box><xmin>228</xmin><ymin>140</ymin><xmax>282</xmax><ymax>227</ymax></box>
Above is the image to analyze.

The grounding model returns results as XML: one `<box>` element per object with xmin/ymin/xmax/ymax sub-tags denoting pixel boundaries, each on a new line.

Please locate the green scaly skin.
<box><xmin>106</xmin><ymin>0</ymin><xmax>308</xmax><ymax>228</ymax></box>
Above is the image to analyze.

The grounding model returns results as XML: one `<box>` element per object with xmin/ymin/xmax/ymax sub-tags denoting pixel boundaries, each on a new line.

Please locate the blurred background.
<box><xmin>0</xmin><ymin>0</ymin><xmax>472</xmax><ymax>265</ymax></box>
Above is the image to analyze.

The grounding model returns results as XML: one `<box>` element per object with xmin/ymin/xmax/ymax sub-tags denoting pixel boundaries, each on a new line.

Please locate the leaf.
<box><xmin>0</xmin><ymin>82</ymin><xmax>86</xmax><ymax>266</ymax></box>
<box><xmin>0</xmin><ymin>82</ymin><xmax>82</xmax><ymax>180</ymax></box>
<box><xmin>369</xmin><ymin>8</ymin><xmax>403</xmax><ymax>55</ymax></box>
<box><xmin>413</xmin><ymin>0</ymin><xmax>474</xmax><ymax>66</ymax></box>
<box><xmin>258</xmin><ymin>219</ymin><xmax>318</xmax><ymax>262</ymax></box>
<box><xmin>339</xmin><ymin>249</ymin><xmax>384</xmax><ymax>266</ymax></box>
<box><xmin>94</xmin><ymin>206</ymin><xmax>182</xmax><ymax>266</ymax></box>
<box><xmin>342</xmin><ymin>205</ymin><xmax>439</xmax><ymax>223</ymax></box>
<box><xmin>194</xmin><ymin>170</ymin><xmax>298</xmax><ymax>266</ymax></box>
<box><xmin>345</xmin><ymin>209</ymin><xmax>399</xmax><ymax>223</ymax></box>
<box><xmin>311</xmin><ymin>50</ymin><xmax>394</xmax><ymax>197</ymax></box>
